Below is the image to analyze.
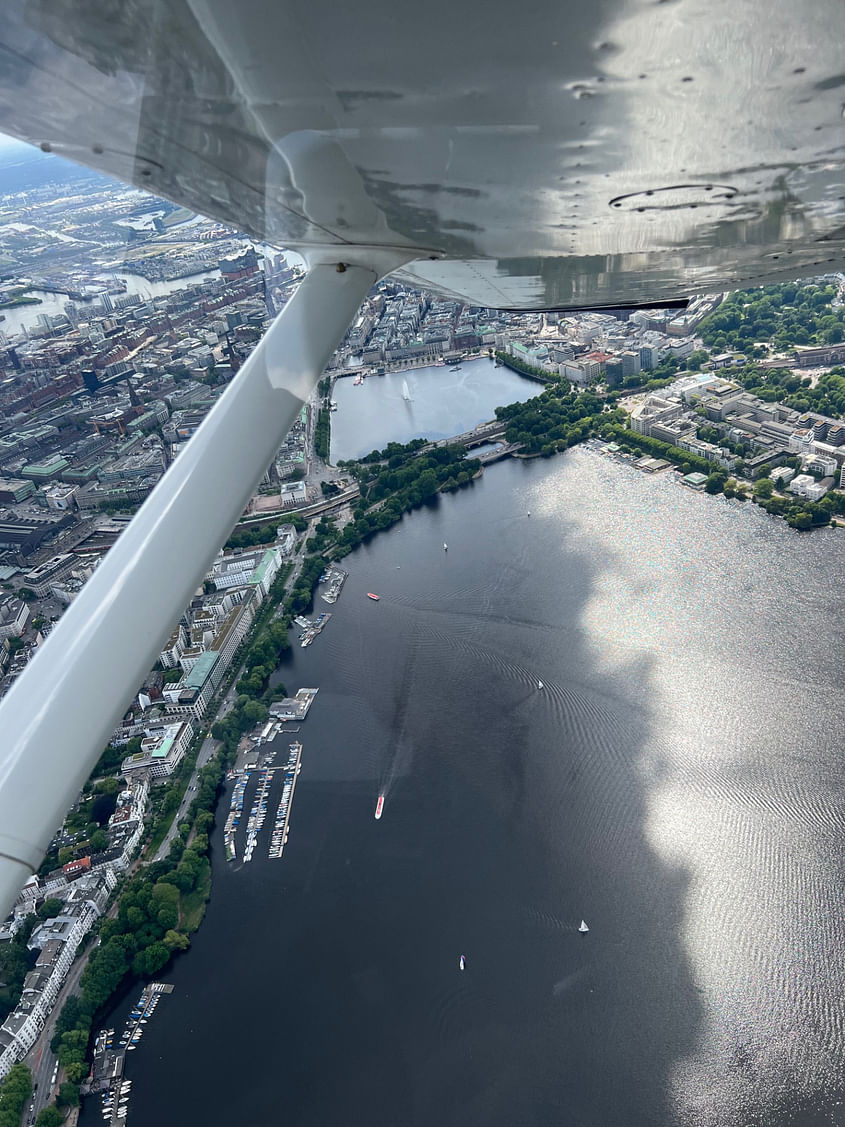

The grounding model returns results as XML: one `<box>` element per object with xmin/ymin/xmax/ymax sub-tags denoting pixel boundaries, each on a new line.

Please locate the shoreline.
<box><xmin>328</xmin><ymin>352</ymin><xmax>493</xmax><ymax>381</ymax></box>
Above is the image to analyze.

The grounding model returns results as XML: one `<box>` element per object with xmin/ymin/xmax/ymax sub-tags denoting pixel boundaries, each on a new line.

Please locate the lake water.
<box><xmin>329</xmin><ymin>358</ymin><xmax>542</xmax><ymax>461</ymax></box>
<box><xmin>82</xmin><ymin>447</ymin><xmax>845</xmax><ymax>1127</ymax></box>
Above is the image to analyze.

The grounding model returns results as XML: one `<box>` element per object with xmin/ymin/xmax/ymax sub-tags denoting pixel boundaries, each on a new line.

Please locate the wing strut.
<box><xmin>0</xmin><ymin>260</ymin><xmax>379</xmax><ymax>914</ymax></box>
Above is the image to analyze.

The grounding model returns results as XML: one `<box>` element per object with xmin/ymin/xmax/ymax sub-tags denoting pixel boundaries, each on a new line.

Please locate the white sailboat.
<box><xmin>578</xmin><ymin>919</ymin><xmax>590</xmax><ymax>933</ymax></box>
<box><xmin>459</xmin><ymin>954</ymin><xmax>466</xmax><ymax>971</ymax></box>
<box><xmin>443</xmin><ymin>542</ymin><xmax>448</xmax><ymax>551</ymax></box>
<box><xmin>402</xmin><ymin>378</ymin><xmax>411</xmax><ymax>401</ymax></box>
<box><xmin>537</xmin><ymin>680</ymin><xmax>544</xmax><ymax>690</ymax></box>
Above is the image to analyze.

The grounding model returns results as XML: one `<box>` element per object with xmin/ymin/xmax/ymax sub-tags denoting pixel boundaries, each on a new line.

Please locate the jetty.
<box><xmin>90</xmin><ymin>984</ymin><xmax>172</xmax><ymax>1124</ymax></box>
<box><xmin>268</xmin><ymin>742</ymin><xmax>303</xmax><ymax>859</ymax></box>
<box><xmin>320</xmin><ymin>564</ymin><xmax>347</xmax><ymax>604</ymax></box>
<box><xmin>298</xmin><ymin>611</ymin><xmax>331</xmax><ymax>647</ymax></box>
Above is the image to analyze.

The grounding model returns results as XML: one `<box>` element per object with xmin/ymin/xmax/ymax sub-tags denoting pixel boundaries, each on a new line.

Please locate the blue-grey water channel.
<box><xmin>83</xmin><ymin>431</ymin><xmax>845</xmax><ymax>1126</ymax></box>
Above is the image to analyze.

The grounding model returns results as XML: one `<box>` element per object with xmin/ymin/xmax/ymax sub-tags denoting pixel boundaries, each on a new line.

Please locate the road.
<box><xmin>23</xmin><ymin>939</ymin><xmax>92</xmax><ymax>1123</ymax></box>
<box><xmin>153</xmin><ymin>732</ymin><xmax>222</xmax><ymax>862</ymax></box>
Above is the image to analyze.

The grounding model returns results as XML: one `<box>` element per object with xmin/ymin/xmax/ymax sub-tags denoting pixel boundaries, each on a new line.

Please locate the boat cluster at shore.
<box><xmin>268</xmin><ymin>742</ymin><xmax>303</xmax><ymax>859</ymax></box>
<box><xmin>224</xmin><ymin>775</ymin><xmax>248</xmax><ymax>861</ymax></box>
<box><xmin>320</xmin><ymin>565</ymin><xmax>347</xmax><ymax>604</ymax></box>
<box><xmin>94</xmin><ymin>984</ymin><xmax>170</xmax><ymax>1123</ymax></box>
<box><xmin>243</xmin><ymin>766</ymin><xmax>273</xmax><ymax>862</ymax></box>
<box><xmin>225</xmin><ymin>740</ymin><xmax>304</xmax><ymax>864</ymax></box>
<box><xmin>295</xmin><ymin>610</ymin><xmax>331</xmax><ymax>647</ymax></box>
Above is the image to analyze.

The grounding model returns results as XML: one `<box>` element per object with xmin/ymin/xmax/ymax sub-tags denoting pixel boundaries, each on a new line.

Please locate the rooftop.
<box><xmin>184</xmin><ymin>649</ymin><xmax>219</xmax><ymax>690</ymax></box>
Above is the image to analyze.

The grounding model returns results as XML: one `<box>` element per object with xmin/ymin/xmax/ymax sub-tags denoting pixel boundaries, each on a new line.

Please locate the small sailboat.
<box><xmin>527</xmin><ymin>510</ymin><xmax>530</xmax><ymax>516</ymax></box>
<box><xmin>578</xmin><ymin>919</ymin><xmax>590</xmax><ymax>934</ymax></box>
<box><xmin>459</xmin><ymin>954</ymin><xmax>466</xmax><ymax>971</ymax></box>
<box><xmin>443</xmin><ymin>542</ymin><xmax>448</xmax><ymax>551</ymax></box>
<box><xmin>375</xmin><ymin>794</ymin><xmax>385</xmax><ymax>820</ymax></box>
<box><xmin>402</xmin><ymin>378</ymin><xmax>411</xmax><ymax>401</ymax></box>
<box><xmin>537</xmin><ymin>680</ymin><xmax>544</xmax><ymax>690</ymax></box>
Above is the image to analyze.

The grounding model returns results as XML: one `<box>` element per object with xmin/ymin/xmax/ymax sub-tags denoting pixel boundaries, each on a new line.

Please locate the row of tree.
<box><xmin>0</xmin><ymin>1064</ymin><xmax>31</xmax><ymax>1127</ymax></box>
<box><xmin>314</xmin><ymin>406</ymin><xmax>331</xmax><ymax>460</ymax></box>
<box><xmin>236</xmin><ymin>617</ymin><xmax>291</xmax><ymax>699</ymax></box>
<box><xmin>346</xmin><ymin>438</ymin><xmax>429</xmax><ymax>466</ymax></box>
<box><xmin>225</xmin><ymin>511</ymin><xmax>306</xmax><ymax>551</ymax></box>
<box><xmin>494</xmin><ymin>350</ymin><xmax>554</xmax><ymax>382</ymax></box>
<box><xmin>51</xmin><ymin>751</ymin><xmax>227</xmax><ymax>1096</ymax></box>
<box><xmin>600</xmin><ymin>424</ymin><xmax>715</xmax><ymax>475</ymax></box>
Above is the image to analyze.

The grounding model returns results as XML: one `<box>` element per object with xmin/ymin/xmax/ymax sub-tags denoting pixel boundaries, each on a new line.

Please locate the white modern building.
<box><xmin>788</xmin><ymin>473</ymin><xmax>832</xmax><ymax>501</ymax></box>
<box><xmin>121</xmin><ymin>720</ymin><xmax>193</xmax><ymax>779</ymax></box>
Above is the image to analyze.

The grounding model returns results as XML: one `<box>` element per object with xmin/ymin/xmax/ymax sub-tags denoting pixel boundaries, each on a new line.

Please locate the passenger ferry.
<box><xmin>374</xmin><ymin>794</ymin><xmax>385</xmax><ymax>819</ymax></box>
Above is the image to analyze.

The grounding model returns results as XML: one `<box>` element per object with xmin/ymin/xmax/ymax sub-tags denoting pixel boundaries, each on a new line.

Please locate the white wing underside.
<box><xmin>0</xmin><ymin>0</ymin><xmax>843</xmax><ymax>309</ymax></box>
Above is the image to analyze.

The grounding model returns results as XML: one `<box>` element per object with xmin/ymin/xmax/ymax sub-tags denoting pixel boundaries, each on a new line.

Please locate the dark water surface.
<box><xmin>85</xmin><ymin>450</ymin><xmax>845</xmax><ymax>1127</ymax></box>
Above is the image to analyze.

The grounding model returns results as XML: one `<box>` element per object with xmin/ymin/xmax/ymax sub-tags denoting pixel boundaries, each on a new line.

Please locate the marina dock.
<box><xmin>90</xmin><ymin>983</ymin><xmax>172</xmax><ymax>1124</ymax></box>
<box><xmin>298</xmin><ymin>611</ymin><xmax>331</xmax><ymax>647</ymax></box>
<box><xmin>225</xmin><ymin>689</ymin><xmax>316</xmax><ymax>863</ymax></box>
<box><xmin>243</xmin><ymin>765</ymin><xmax>273</xmax><ymax>862</ymax></box>
<box><xmin>268</xmin><ymin>742</ymin><xmax>303</xmax><ymax>860</ymax></box>
<box><xmin>225</xmin><ymin>741</ymin><xmax>305</xmax><ymax>864</ymax></box>
<box><xmin>320</xmin><ymin>565</ymin><xmax>347</xmax><ymax>604</ymax></box>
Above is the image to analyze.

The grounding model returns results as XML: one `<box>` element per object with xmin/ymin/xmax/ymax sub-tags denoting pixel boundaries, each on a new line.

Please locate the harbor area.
<box><xmin>224</xmin><ymin>741</ymin><xmax>303</xmax><ymax>864</ymax></box>
<box><xmin>88</xmin><ymin>984</ymin><xmax>173</xmax><ymax>1123</ymax></box>
<box><xmin>294</xmin><ymin>611</ymin><xmax>331</xmax><ymax>647</ymax></box>
<box><xmin>320</xmin><ymin>565</ymin><xmax>347</xmax><ymax>604</ymax></box>
<box><xmin>231</xmin><ymin>688</ymin><xmax>317</xmax><ymax>776</ymax></box>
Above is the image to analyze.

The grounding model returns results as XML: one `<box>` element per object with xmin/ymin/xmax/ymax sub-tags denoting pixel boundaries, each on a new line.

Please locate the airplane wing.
<box><xmin>0</xmin><ymin>0</ymin><xmax>842</xmax><ymax>912</ymax></box>
<box><xmin>0</xmin><ymin>0</ymin><xmax>843</xmax><ymax>310</ymax></box>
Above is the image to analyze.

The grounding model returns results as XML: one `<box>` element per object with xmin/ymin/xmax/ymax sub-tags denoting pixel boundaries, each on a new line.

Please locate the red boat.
<box><xmin>367</xmin><ymin>592</ymin><xmax>380</xmax><ymax>601</ymax></box>
<box><xmin>374</xmin><ymin>795</ymin><xmax>385</xmax><ymax>820</ymax></box>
